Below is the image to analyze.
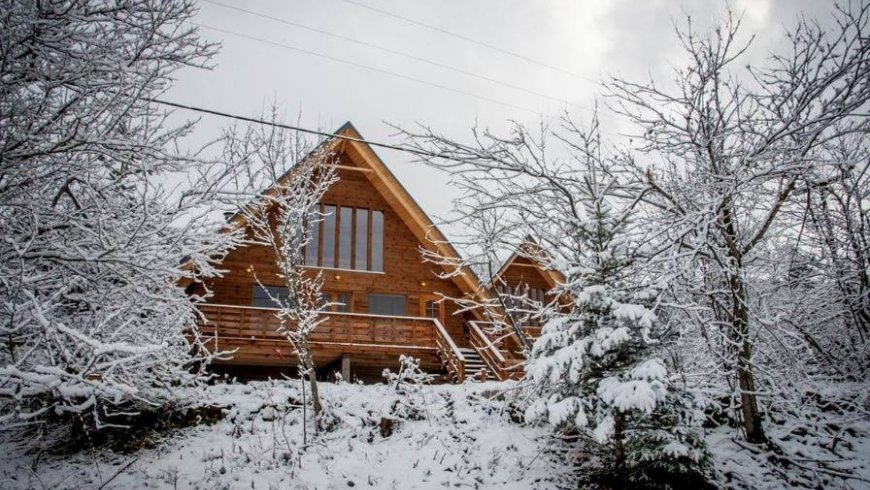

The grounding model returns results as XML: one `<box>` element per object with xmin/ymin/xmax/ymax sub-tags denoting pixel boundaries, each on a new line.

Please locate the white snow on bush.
<box><xmin>597</xmin><ymin>377</ymin><xmax>664</xmax><ymax>414</ymax></box>
<box><xmin>612</xmin><ymin>303</ymin><xmax>656</xmax><ymax>329</ymax></box>
<box><xmin>629</xmin><ymin>358</ymin><xmax>668</xmax><ymax>381</ymax></box>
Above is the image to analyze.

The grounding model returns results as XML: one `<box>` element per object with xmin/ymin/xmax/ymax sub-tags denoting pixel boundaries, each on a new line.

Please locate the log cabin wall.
<box><xmin>204</xmin><ymin>151</ymin><xmax>470</xmax><ymax>347</ymax></box>
<box><xmin>497</xmin><ymin>256</ymin><xmax>554</xmax><ymax>292</ymax></box>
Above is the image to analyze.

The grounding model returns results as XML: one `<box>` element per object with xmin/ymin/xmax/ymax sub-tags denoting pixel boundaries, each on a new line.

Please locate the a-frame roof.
<box><xmin>491</xmin><ymin>237</ymin><xmax>566</xmax><ymax>291</ymax></box>
<box><xmin>228</xmin><ymin>121</ymin><xmax>489</xmax><ymax>307</ymax></box>
<box><xmin>335</xmin><ymin>123</ymin><xmax>486</xmax><ymax>301</ymax></box>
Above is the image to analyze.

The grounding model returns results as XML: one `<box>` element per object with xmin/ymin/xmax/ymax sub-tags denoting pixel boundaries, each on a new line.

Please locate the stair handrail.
<box><xmin>432</xmin><ymin>318</ymin><xmax>465</xmax><ymax>382</ymax></box>
<box><xmin>467</xmin><ymin>321</ymin><xmax>510</xmax><ymax>380</ymax></box>
<box><xmin>468</xmin><ymin>321</ymin><xmax>507</xmax><ymax>363</ymax></box>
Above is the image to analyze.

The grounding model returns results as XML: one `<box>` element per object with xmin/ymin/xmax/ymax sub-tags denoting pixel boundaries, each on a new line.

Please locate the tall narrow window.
<box><xmin>303</xmin><ymin>205</ymin><xmax>383</xmax><ymax>272</ymax></box>
<box><xmin>305</xmin><ymin>214</ymin><xmax>320</xmax><ymax>265</ymax></box>
<box><xmin>355</xmin><ymin>209</ymin><xmax>368</xmax><ymax>270</ymax></box>
<box><xmin>321</xmin><ymin>205</ymin><xmax>336</xmax><ymax>268</ymax></box>
<box><xmin>335</xmin><ymin>292</ymin><xmax>352</xmax><ymax>313</ymax></box>
<box><xmin>339</xmin><ymin>207</ymin><xmax>353</xmax><ymax>269</ymax></box>
<box><xmin>371</xmin><ymin>210</ymin><xmax>384</xmax><ymax>272</ymax></box>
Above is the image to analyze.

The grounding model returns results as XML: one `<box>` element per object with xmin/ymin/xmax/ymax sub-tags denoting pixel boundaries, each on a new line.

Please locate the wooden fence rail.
<box><xmin>196</xmin><ymin>304</ymin><xmax>466</xmax><ymax>380</ymax></box>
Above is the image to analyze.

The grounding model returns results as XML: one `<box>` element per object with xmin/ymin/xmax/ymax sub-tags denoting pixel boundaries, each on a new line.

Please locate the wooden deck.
<box><xmin>197</xmin><ymin>304</ymin><xmax>466</xmax><ymax>381</ymax></box>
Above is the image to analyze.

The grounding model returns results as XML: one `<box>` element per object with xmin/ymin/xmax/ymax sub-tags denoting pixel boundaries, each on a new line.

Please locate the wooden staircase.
<box><xmin>459</xmin><ymin>347</ymin><xmax>495</xmax><ymax>381</ymax></box>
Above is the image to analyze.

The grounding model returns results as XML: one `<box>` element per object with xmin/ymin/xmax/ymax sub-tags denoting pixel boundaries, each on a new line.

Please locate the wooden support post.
<box><xmin>341</xmin><ymin>355</ymin><xmax>351</xmax><ymax>382</ymax></box>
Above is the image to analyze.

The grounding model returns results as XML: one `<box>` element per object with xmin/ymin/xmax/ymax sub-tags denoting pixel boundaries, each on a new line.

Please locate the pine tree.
<box><xmin>523</xmin><ymin>173</ymin><xmax>710</xmax><ymax>488</ymax></box>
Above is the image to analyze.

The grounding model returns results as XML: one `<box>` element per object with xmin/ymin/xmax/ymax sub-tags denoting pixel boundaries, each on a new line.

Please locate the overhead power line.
<box><xmin>146</xmin><ymin>97</ymin><xmax>446</xmax><ymax>159</ymax></box>
<box><xmin>338</xmin><ymin>0</ymin><xmax>599</xmax><ymax>84</ymax></box>
<box><xmin>200</xmin><ymin>0</ymin><xmax>589</xmax><ymax>111</ymax></box>
<box><xmin>149</xmin><ymin>97</ymin><xmax>617</xmax><ymax>163</ymax></box>
<box><xmin>193</xmin><ymin>22</ymin><xmax>560</xmax><ymax>119</ymax></box>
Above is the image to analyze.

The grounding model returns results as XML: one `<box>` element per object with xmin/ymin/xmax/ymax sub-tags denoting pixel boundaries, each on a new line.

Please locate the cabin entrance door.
<box><xmin>419</xmin><ymin>294</ymin><xmax>445</xmax><ymax>326</ymax></box>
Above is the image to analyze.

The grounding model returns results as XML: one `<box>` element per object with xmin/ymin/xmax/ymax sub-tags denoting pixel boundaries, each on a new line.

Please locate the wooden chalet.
<box><xmin>193</xmin><ymin>123</ymin><xmax>562</xmax><ymax>382</ymax></box>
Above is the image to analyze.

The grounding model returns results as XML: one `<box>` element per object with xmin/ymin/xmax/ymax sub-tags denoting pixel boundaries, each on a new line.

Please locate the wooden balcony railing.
<box><xmin>197</xmin><ymin>303</ymin><xmax>466</xmax><ymax>380</ymax></box>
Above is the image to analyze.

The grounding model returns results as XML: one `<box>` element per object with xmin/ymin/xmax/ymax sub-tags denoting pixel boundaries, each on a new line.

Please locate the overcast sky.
<box><xmin>170</xmin><ymin>0</ymin><xmax>835</xmax><ymax>234</ymax></box>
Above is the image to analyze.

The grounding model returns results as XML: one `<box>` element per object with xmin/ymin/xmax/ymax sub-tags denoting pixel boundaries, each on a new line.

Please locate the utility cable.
<box><xmin>337</xmin><ymin>0</ymin><xmax>599</xmax><ymax>84</ymax></box>
<box><xmin>146</xmin><ymin>97</ymin><xmax>446</xmax><ymax>159</ymax></box>
<box><xmin>200</xmin><ymin>0</ymin><xmax>591</xmax><ymax>111</ymax></box>
<box><xmin>193</xmin><ymin>21</ymin><xmax>560</xmax><ymax>119</ymax></box>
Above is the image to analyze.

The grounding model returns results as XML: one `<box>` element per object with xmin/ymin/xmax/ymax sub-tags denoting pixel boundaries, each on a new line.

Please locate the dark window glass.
<box><xmin>339</xmin><ymin>207</ymin><xmax>353</xmax><ymax>269</ymax></box>
<box><xmin>252</xmin><ymin>284</ymin><xmax>291</xmax><ymax>308</ymax></box>
<box><xmin>355</xmin><ymin>209</ymin><xmax>368</xmax><ymax>270</ymax></box>
<box><xmin>371</xmin><ymin>210</ymin><xmax>384</xmax><ymax>272</ymax></box>
<box><xmin>305</xmin><ymin>214</ymin><xmax>320</xmax><ymax>265</ymax></box>
<box><xmin>303</xmin><ymin>206</ymin><xmax>383</xmax><ymax>272</ymax></box>
<box><xmin>368</xmin><ymin>294</ymin><xmax>406</xmax><ymax>316</ymax></box>
<box><xmin>321</xmin><ymin>205</ymin><xmax>336</xmax><ymax>268</ymax></box>
<box><xmin>335</xmin><ymin>292</ymin><xmax>351</xmax><ymax>313</ymax></box>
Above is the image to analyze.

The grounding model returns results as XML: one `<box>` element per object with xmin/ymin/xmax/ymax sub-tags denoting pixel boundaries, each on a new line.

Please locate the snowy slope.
<box><xmin>2</xmin><ymin>380</ymin><xmax>868</xmax><ymax>489</ymax></box>
<box><xmin>0</xmin><ymin>381</ymin><xmax>569</xmax><ymax>490</ymax></box>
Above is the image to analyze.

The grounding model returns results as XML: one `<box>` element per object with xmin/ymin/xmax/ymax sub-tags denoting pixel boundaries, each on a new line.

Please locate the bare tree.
<box><xmin>0</xmin><ymin>0</ymin><xmax>239</xmax><ymax>430</ymax></box>
<box><xmin>803</xmin><ymin>136</ymin><xmax>870</xmax><ymax>359</ymax></box>
<box><xmin>222</xmin><ymin>111</ymin><xmax>337</xmax><ymax>425</ymax></box>
<box><xmin>606</xmin><ymin>4</ymin><xmax>870</xmax><ymax>443</ymax></box>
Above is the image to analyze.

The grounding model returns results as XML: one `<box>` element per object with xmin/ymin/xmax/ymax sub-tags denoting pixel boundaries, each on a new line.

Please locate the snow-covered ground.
<box><xmin>2</xmin><ymin>380</ymin><xmax>868</xmax><ymax>489</ymax></box>
<box><xmin>0</xmin><ymin>381</ymin><xmax>569</xmax><ymax>490</ymax></box>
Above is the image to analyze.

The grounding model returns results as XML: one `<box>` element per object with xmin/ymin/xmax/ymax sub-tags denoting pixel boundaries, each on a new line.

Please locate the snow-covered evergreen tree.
<box><xmin>521</xmin><ymin>164</ymin><xmax>709</xmax><ymax>488</ymax></box>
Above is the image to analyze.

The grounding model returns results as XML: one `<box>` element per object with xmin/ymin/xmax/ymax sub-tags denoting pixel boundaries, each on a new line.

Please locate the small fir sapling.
<box><xmin>382</xmin><ymin>355</ymin><xmax>434</xmax><ymax>421</ymax></box>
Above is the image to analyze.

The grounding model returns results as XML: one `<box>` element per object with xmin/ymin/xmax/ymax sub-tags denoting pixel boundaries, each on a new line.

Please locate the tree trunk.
<box><xmin>301</xmin><ymin>340</ymin><xmax>322</xmax><ymax>419</ymax></box>
<box><xmin>730</xmin><ymin>271</ymin><xmax>767</xmax><ymax>444</ymax></box>
<box><xmin>612</xmin><ymin>411</ymin><xmax>627</xmax><ymax>489</ymax></box>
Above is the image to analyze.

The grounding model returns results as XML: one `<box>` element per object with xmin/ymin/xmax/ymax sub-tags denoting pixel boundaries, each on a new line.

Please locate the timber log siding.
<box><xmin>203</xmin><ymin>153</ymin><xmax>469</xmax><ymax>344</ymax></box>
<box><xmin>197</xmin><ymin>127</ymin><xmax>477</xmax><ymax>380</ymax></box>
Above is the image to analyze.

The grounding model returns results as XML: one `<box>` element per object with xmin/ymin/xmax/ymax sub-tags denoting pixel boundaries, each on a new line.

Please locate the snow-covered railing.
<box><xmin>198</xmin><ymin>304</ymin><xmax>441</xmax><ymax>363</ymax></box>
<box><xmin>468</xmin><ymin>321</ymin><xmax>510</xmax><ymax>380</ymax></box>
<box><xmin>432</xmin><ymin>318</ymin><xmax>465</xmax><ymax>382</ymax></box>
<box><xmin>467</xmin><ymin>320</ymin><xmax>528</xmax><ymax>380</ymax></box>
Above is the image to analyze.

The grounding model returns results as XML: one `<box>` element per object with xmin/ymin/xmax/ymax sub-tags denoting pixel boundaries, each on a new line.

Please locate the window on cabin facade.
<box><xmin>371</xmin><ymin>210</ymin><xmax>384</xmax><ymax>272</ymax></box>
<box><xmin>305</xmin><ymin>215</ymin><xmax>320</xmax><ymax>265</ymax></box>
<box><xmin>339</xmin><ymin>207</ymin><xmax>353</xmax><ymax>269</ymax></box>
<box><xmin>321</xmin><ymin>205</ymin><xmax>337</xmax><ymax>268</ymax></box>
<box><xmin>423</xmin><ymin>300</ymin><xmax>440</xmax><ymax>318</ymax></box>
<box><xmin>321</xmin><ymin>291</ymin><xmax>352</xmax><ymax>312</ymax></box>
<box><xmin>252</xmin><ymin>284</ymin><xmax>292</xmax><ymax>309</ymax></box>
<box><xmin>355</xmin><ymin>209</ymin><xmax>368</xmax><ymax>270</ymax></box>
<box><xmin>421</xmin><ymin>295</ymin><xmax>444</xmax><ymax>324</ymax></box>
<box><xmin>304</xmin><ymin>204</ymin><xmax>384</xmax><ymax>272</ymax></box>
<box><xmin>368</xmin><ymin>293</ymin><xmax>406</xmax><ymax>316</ymax></box>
